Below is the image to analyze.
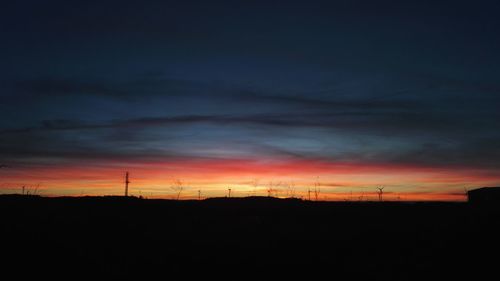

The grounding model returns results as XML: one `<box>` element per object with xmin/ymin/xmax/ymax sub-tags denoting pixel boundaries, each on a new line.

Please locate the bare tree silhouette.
<box><xmin>22</xmin><ymin>183</ymin><xmax>41</xmax><ymax>196</ymax></box>
<box><xmin>228</xmin><ymin>188</ymin><xmax>232</xmax><ymax>198</ymax></box>
<box><xmin>198</xmin><ymin>190</ymin><xmax>201</xmax><ymax>200</ymax></box>
<box><xmin>285</xmin><ymin>181</ymin><xmax>296</xmax><ymax>198</ymax></box>
<box><xmin>314</xmin><ymin>178</ymin><xmax>321</xmax><ymax>201</ymax></box>
<box><xmin>283</xmin><ymin>182</ymin><xmax>289</xmax><ymax>197</ymax></box>
<box><xmin>33</xmin><ymin>183</ymin><xmax>40</xmax><ymax>195</ymax></box>
<box><xmin>377</xmin><ymin>186</ymin><xmax>385</xmax><ymax>202</ymax></box>
<box><xmin>170</xmin><ymin>179</ymin><xmax>184</xmax><ymax>200</ymax></box>
<box><xmin>267</xmin><ymin>181</ymin><xmax>280</xmax><ymax>197</ymax></box>
<box><xmin>252</xmin><ymin>179</ymin><xmax>259</xmax><ymax>196</ymax></box>
<box><xmin>358</xmin><ymin>192</ymin><xmax>365</xmax><ymax>201</ymax></box>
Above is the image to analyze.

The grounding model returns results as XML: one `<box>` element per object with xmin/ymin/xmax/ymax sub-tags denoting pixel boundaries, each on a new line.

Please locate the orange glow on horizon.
<box><xmin>0</xmin><ymin>158</ymin><xmax>498</xmax><ymax>201</ymax></box>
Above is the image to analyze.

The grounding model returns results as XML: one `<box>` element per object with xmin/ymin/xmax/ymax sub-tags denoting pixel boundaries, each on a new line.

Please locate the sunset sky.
<box><xmin>1</xmin><ymin>0</ymin><xmax>500</xmax><ymax>200</ymax></box>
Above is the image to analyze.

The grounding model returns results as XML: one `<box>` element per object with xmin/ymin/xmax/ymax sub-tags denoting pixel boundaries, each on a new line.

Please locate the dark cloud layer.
<box><xmin>1</xmin><ymin>0</ymin><xmax>500</xmax><ymax>178</ymax></box>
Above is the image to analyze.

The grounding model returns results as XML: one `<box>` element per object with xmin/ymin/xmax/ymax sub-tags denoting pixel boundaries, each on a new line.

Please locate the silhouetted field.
<box><xmin>1</xmin><ymin>195</ymin><xmax>498</xmax><ymax>280</ymax></box>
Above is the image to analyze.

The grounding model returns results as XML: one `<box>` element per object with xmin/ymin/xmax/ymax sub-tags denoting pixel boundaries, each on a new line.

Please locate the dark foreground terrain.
<box><xmin>1</xmin><ymin>195</ymin><xmax>499</xmax><ymax>280</ymax></box>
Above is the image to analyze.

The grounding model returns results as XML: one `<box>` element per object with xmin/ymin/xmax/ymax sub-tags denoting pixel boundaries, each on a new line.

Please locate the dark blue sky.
<box><xmin>1</xmin><ymin>0</ymin><xmax>500</xmax><ymax>197</ymax></box>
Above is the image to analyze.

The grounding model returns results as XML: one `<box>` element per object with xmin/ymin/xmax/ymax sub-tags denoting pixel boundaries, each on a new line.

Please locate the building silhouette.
<box><xmin>467</xmin><ymin>187</ymin><xmax>500</xmax><ymax>204</ymax></box>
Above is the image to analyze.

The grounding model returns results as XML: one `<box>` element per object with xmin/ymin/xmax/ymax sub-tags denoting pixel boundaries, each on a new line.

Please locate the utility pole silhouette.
<box><xmin>308</xmin><ymin>187</ymin><xmax>311</xmax><ymax>201</ymax></box>
<box><xmin>377</xmin><ymin>186</ymin><xmax>384</xmax><ymax>202</ymax></box>
<box><xmin>198</xmin><ymin>190</ymin><xmax>201</xmax><ymax>200</ymax></box>
<box><xmin>228</xmin><ymin>188</ymin><xmax>232</xmax><ymax>198</ymax></box>
<box><xmin>125</xmin><ymin>172</ymin><xmax>130</xmax><ymax>197</ymax></box>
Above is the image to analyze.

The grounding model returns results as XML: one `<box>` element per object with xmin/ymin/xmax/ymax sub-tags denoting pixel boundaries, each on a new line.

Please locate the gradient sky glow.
<box><xmin>1</xmin><ymin>0</ymin><xmax>500</xmax><ymax>200</ymax></box>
